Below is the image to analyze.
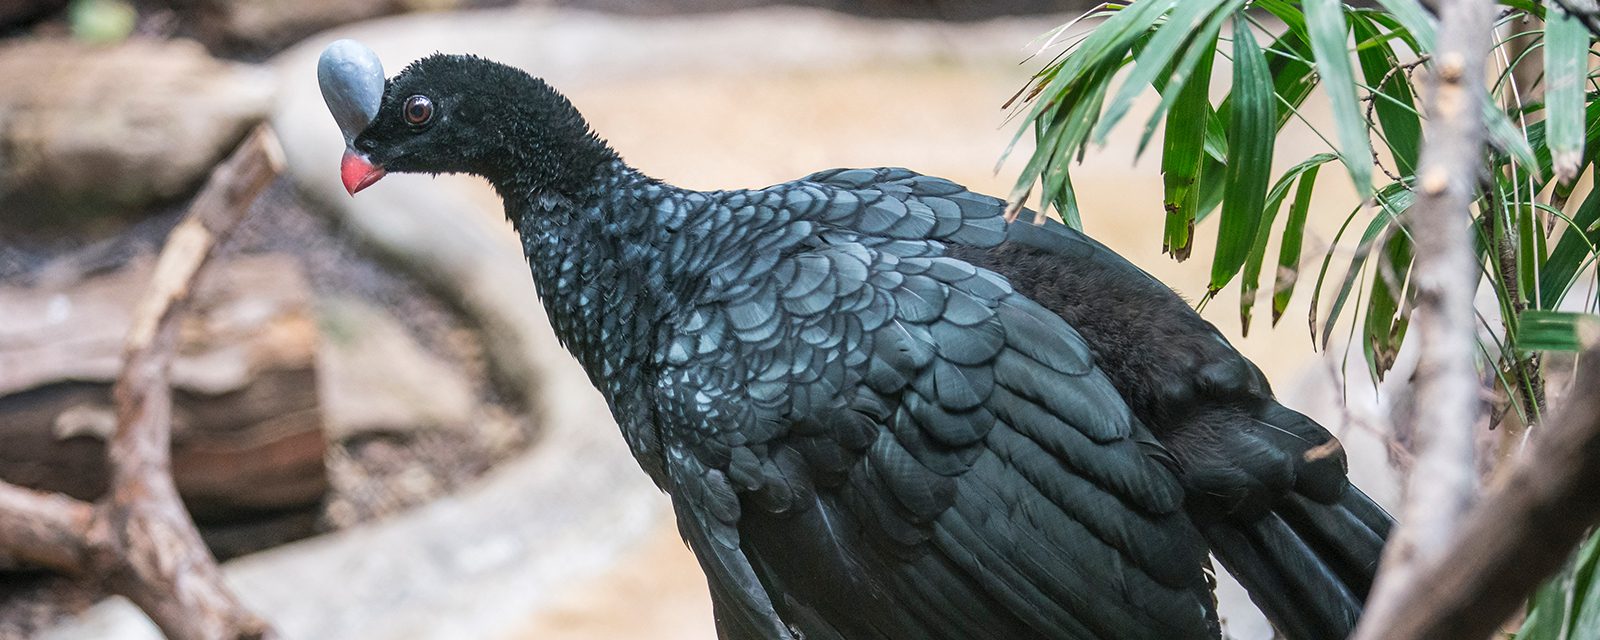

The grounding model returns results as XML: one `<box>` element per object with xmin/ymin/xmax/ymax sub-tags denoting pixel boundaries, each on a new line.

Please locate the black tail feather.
<box><xmin>1206</xmin><ymin>485</ymin><xmax>1390</xmax><ymax>640</ymax></box>
<box><xmin>1276</xmin><ymin>490</ymin><xmax>1390</xmax><ymax>597</ymax></box>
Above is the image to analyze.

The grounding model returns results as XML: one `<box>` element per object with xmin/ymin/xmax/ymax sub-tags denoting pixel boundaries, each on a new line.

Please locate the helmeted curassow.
<box><xmin>318</xmin><ymin>40</ymin><xmax>1393</xmax><ymax>640</ymax></box>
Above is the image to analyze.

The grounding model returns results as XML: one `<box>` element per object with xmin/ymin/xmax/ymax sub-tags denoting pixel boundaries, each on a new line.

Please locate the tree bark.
<box><xmin>1352</xmin><ymin>0</ymin><xmax>1493</xmax><ymax>638</ymax></box>
<box><xmin>0</xmin><ymin>482</ymin><xmax>92</xmax><ymax>572</ymax></box>
<box><xmin>1363</xmin><ymin>341</ymin><xmax>1600</xmax><ymax>639</ymax></box>
<box><xmin>0</xmin><ymin>125</ymin><xmax>283</xmax><ymax>640</ymax></box>
<box><xmin>0</xmin><ymin>254</ymin><xmax>328</xmax><ymax>538</ymax></box>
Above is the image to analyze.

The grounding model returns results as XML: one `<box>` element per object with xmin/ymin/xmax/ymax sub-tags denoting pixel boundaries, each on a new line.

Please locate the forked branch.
<box><xmin>0</xmin><ymin>125</ymin><xmax>284</xmax><ymax>640</ymax></box>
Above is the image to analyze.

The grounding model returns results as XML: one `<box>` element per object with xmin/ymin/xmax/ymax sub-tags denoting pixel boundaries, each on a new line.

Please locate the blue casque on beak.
<box><xmin>318</xmin><ymin>39</ymin><xmax>385</xmax><ymax>144</ymax></box>
<box><xmin>318</xmin><ymin>39</ymin><xmax>387</xmax><ymax>194</ymax></box>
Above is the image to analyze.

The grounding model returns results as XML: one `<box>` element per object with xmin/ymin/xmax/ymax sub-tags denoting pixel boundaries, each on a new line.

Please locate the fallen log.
<box><xmin>0</xmin><ymin>254</ymin><xmax>327</xmax><ymax>550</ymax></box>
<box><xmin>0</xmin><ymin>125</ymin><xmax>283</xmax><ymax>640</ymax></box>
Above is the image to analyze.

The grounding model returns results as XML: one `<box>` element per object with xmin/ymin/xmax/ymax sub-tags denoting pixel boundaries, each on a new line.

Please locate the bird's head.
<box><xmin>318</xmin><ymin>40</ymin><xmax>609</xmax><ymax>196</ymax></box>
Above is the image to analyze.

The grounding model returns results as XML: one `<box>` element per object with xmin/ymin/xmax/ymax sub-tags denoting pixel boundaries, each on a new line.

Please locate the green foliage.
<box><xmin>1007</xmin><ymin>1</ymin><xmax>1600</xmax><ymax>633</ymax></box>
<box><xmin>1518</xmin><ymin>310</ymin><xmax>1600</xmax><ymax>352</ymax></box>
<box><xmin>1546</xmin><ymin>2</ymin><xmax>1590</xmax><ymax>182</ymax></box>
<box><xmin>1008</xmin><ymin>0</ymin><xmax>1600</xmax><ymax>373</ymax></box>
<box><xmin>1213</xmin><ymin>15</ymin><xmax>1277</xmax><ymax>295</ymax></box>
<box><xmin>1519</xmin><ymin>529</ymin><xmax>1600</xmax><ymax>639</ymax></box>
<box><xmin>1305</xmin><ymin>0</ymin><xmax>1372</xmax><ymax>198</ymax></box>
<box><xmin>68</xmin><ymin>0</ymin><xmax>136</xmax><ymax>44</ymax></box>
<box><xmin>1243</xmin><ymin>153</ymin><xmax>1334</xmax><ymax>333</ymax></box>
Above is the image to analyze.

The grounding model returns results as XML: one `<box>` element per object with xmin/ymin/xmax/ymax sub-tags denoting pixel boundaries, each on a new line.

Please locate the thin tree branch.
<box><xmin>0</xmin><ymin>125</ymin><xmax>284</xmax><ymax>640</ymax></box>
<box><xmin>1369</xmin><ymin>340</ymin><xmax>1600</xmax><ymax>639</ymax></box>
<box><xmin>1353</xmin><ymin>0</ymin><xmax>1495</xmax><ymax>638</ymax></box>
<box><xmin>1482</xmin><ymin>182</ymin><xmax>1547</xmax><ymax>428</ymax></box>
<box><xmin>0</xmin><ymin>482</ymin><xmax>92</xmax><ymax>573</ymax></box>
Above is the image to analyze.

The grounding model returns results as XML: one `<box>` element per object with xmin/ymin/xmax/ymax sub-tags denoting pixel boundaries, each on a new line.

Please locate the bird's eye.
<box><xmin>403</xmin><ymin>95</ymin><xmax>434</xmax><ymax>126</ymax></box>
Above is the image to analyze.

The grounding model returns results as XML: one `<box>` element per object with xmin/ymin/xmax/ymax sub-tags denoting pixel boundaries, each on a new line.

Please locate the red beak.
<box><xmin>341</xmin><ymin>149</ymin><xmax>386</xmax><ymax>195</ymax></box>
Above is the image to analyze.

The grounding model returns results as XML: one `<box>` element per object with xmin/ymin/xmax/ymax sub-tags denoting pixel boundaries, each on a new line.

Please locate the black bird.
<box><xmin>318</xmin><ymin>40</ymin><xmax>1392</xmax><ymax>640</ymax></box>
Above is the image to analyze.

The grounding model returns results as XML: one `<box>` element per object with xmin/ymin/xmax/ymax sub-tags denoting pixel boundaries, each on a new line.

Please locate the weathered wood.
<box><xmin>0</xmin><ymin>255</ymin><xmax>327</xmax><ymax>529</ymax></box>
<box><xmin>1363</xmin><ymin>342</ymin><xmax>1600</xmax><ymax>639</ymax></box>
<box><xmin>0</xmin><ymin>483</ymin><xmax>92</xmax><ymax>573</ymax></box>
<box><xmin>0</xmin><ymin>125</ymin><xmax>283</xmax><ymax>640</ymax></box>
<box><xmin>1352</xmin><ymin>2</ymin><xmax>1498</xmax><ymax>639</ymax></box>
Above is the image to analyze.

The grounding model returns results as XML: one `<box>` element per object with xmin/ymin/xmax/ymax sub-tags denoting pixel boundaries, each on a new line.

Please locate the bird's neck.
<box><xmin>475</xmin><ymin>79</ymin><xmax>620</xmax><ymax>198</ymax></box>
<box><xmin>496</xmin><ymin>159</ymin><xmax>697</xmax><ymax>408</ymax></box>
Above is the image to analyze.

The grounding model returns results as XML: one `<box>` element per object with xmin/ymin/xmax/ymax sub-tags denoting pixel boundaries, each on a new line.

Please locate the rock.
<box><xmin>317</xmin><ymin>296</ymin><xmax>475</xmax><ymax>439</ymax></box>
<box><xmin>0</xmin><ymin>253</ymin><xmax>328</xmax><ymax>543</ymax></box>
<box><xmin>0</xmin><ymin>38</ymin><xmax>273</xmax><ymax>228</ymax></box>
<box><xmin>41</xmin><ymin>216</ymin><xmax>664</xmax><ymax>640</ymax></box>
<box><xmin>179</xmin><ymin>0</ymin><xmax>462</xmax><ymax>53</ymax></box>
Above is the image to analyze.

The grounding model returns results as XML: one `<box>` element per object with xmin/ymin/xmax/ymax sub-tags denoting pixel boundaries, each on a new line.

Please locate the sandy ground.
<box><xmin>499</xmin><ymin>36</ymin><xmax>1391</xmax><ymax>640</ymax></box>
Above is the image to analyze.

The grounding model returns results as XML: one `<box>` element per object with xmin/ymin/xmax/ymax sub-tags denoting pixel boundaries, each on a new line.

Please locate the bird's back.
<box><xmin>647</xmin><ymin>167</ymin><xmax>1390</xmax><ymax>640</ymax></box>
<box><xmin>645</xmin><ymin>168</ymin><xmax>1227</xmax><ymax>639</ymax></box>
<box><xmin>943</xmin><ymin>208</ymin><xmax>1393</xmax><ymax>639</ymax></box>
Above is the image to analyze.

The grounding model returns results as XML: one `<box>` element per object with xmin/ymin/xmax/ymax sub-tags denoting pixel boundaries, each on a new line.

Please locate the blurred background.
<box><xmin>0</xmin><ymin>1</ymin><xmax>1398</xmax><ymax>639</ymax></box>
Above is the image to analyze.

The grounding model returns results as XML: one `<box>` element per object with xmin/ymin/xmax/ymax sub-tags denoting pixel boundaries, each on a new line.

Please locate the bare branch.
<box><xmin>1368</xmin><ymin>342</ymin><xmax>1600</xmax><ymax>639</ymax></box>
<box><xmin>0</xmin><ymin>482</ymin><xmax>92</xmax><ymax>573</ymax></box>
<box><xmin>0</xmin><ymin>125</ymin><xmax>285</xmax><ymax>640</ymax></box>
<box><xmin>1353</xmin><ymin>1</ymin><xmax>1494</xmax><ymax>638</ymax></box>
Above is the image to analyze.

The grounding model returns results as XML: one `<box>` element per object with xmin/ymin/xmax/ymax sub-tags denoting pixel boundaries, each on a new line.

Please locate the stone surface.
<box><xmin>545</xmin><ymin>0</ymin><xmax>1095</xmax><ymax>20</ymax></box>
<box><xmin>178</xmin><ymin>0</ymin><xmax>464</xmax><ymax>53</ymax></box>
<box><xmin>0</xmin><ymin>38</ymin><xmax>273</xmax><ymax>228</ymax></box>
<box><xmin>317</xmin><ymin>296</ymin><xmax>476</xmax><ymax>438</ymax></box>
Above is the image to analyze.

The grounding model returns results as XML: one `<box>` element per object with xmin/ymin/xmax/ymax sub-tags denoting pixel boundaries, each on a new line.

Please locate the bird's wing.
<box><xmin>794</xmin><ymin>169</ymin><xmax>1353</xmax><ymax>516</ymax></box>
<box><xmin>654</xmin><ymin>221</ymin><xmax>1218</xmax><ymax>637</ymax></box>
<box><xmin>658</xmin><ymin>436</ymin><xmax>795</xmax><ymax>640</ymax></box>
<box><xmin>941</xmin><ymin>200</ymin><xmax>1389</xmax><ymax>638</ymax></box>
<box><xmin>840</xmin><ymin>243</ymin><xmax>1217</xmax><ymax>638</ymax></box>
<box><xmin>794</xmin><ymin>166</ymin><xmax>1009</xmax><ymax>248</ymax></box>
<box><xmin>974</xmin><ymin>208</ymin><xmax>1357</xmax><ymax>514</ymax></box>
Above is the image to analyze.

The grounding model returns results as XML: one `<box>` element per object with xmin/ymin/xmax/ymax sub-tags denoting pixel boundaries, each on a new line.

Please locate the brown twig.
<box><xmin>1364</xmin><ymin>54</ymin><xmax>1428</xmax><ymax>184</ymax></box>
<box><xmin>0</xmin><ymin>125</ymin><xmax>284</xmax><ymax>640</ymax></box>
<box><xmin>1359</xmin><ymin>343</ymin><xmax>1600</xmax><ymax>639</ymax></box>
<box><xmin>0</xmin><ymin>483</ymin><xmax>93</xmax><ymax>572</ymax></box>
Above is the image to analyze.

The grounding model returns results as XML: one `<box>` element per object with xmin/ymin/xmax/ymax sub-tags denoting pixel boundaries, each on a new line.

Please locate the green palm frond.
<box><xmin>1005</xmin><ymin>2</ymin><xmax>1599</xmax><ymax>634</ymax></box>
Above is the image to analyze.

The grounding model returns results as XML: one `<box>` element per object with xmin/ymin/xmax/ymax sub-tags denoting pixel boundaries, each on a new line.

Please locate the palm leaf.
<box><xmin>1241</xmin><ymin>153</ymin><xmax>1338</xmax><ymax>334</ymax></box>
<box><xmin>1209</xmin><ymin>15</ymin><xmax>1277</xmax><ymax>294</ymax></box>
<box><xmin>1518</xmin><ymin>310</ymin><xmax>1600</xmax><ymax>352</ymax></box>
<box><xmin>1161</xmin><ymin>38</ymin><xmax>1217</xmax><ymax>260</ymax></box>
<box><xmin>1363</xmin><ymin>229</ymin><xmax>1413</xmax><ymax>379</ymax></box>
<box><xmin>1274</xmin><ymin>163</ymin><xmax>1322</xmax><ymax>325</ymax></box>
<box><xmin>1095</xmin><ymin>0</ymin><xmax>1229</xmax><ymax>146</ymax></box>
<box><xmin>1545</xmin><ymin>0</ymin><xmax>1592</xmax><ymax>184</ymax></box>
<box><xmin>1540</xmin><ymin>167</ymin><xmax>1600</xmax><ymax>308</ymax></box>
<box><xmin>1312</xmin><ymin>184</ymin><xmax>1414</xmax><ymax>347</ymax></box>
<box><xmin>1305</xmin><ymin>0</ymin><xmax>1373</xmax><ymax>198</ymax></box>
